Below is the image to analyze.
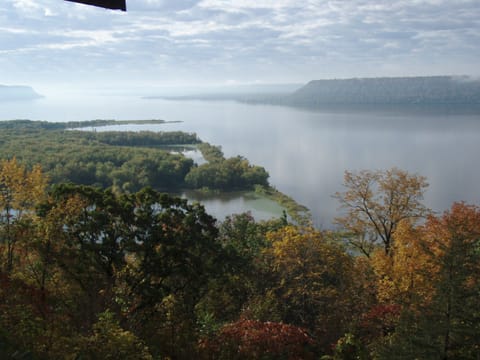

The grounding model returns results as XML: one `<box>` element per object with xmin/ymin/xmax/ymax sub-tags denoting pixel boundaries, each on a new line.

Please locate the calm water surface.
<box><xmin>1</xmin><ymin>94</ymin><xmax>479</xmax><ymax>226</ymax></box>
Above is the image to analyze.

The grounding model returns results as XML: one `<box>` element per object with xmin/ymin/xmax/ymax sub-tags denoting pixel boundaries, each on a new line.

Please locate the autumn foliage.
<box><xmin>0</xmin><ymin>162</ymin><xmax>479</xmax><ymax>359</ymax></box>
<box><xmin>199</xmin><ymin>319</ymin><xmax>314</xmax><ymax>360</ymax></box>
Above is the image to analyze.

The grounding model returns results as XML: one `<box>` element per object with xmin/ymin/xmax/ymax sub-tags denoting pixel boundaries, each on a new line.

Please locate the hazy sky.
<box><xmin>1</xmin><ymin>0</ymin><xmax>479</xmax><ymax>90</ymax></box>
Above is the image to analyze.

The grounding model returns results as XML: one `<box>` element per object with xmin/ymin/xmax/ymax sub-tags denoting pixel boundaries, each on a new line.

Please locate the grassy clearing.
<box><xmin>254</xmin><ymin>185</ymin><xmax>311</xmax><ymax>225</ymax></box>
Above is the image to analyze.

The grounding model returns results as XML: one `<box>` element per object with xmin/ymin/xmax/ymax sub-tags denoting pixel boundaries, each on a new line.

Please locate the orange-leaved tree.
<box><xmin>199</xmin><ymin>319</ymin><xmax>314</xmax><ymax>360</ymax></box>
<box><xmin>377</xmin><ymin>202</ymin><xmax>480</xmax><ymax>359</ymax></box>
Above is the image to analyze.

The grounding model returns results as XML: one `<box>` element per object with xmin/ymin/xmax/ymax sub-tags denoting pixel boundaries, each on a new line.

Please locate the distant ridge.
<box><xmin>0</xmin><ymin>85</ymin><xmax>43</xmax><ymax>101</ymax></box>
<box><xmin>285</xmin><ymin>76</ymin><xmax>480</xmax><ymax>106</ymax></box>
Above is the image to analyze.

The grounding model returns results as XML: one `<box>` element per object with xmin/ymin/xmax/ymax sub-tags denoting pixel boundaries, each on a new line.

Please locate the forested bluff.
<box><xmin>152</xmin><ymin>76</ymin><xmax>480</xmax><ymax>109</ymax></box>
<box><xmin>0</xmin><ymin>120</ymin><xmax>479</xmax><ymax>359</ymax></box>
<box><xmin>284</xmin><ymin>76</ymin><xmax>480</xmax><ymax>106</ymax></box>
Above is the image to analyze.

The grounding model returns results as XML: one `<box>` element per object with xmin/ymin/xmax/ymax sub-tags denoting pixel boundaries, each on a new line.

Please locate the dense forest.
<box><xmin>0</xmin><ymin>158</ymin><xmax>479</xmax><ymax>359</ymax></box>
<box><xmin>0</xmin><ymin>120</ymin><xmax>269</xmax><ymax>193</ymax></box>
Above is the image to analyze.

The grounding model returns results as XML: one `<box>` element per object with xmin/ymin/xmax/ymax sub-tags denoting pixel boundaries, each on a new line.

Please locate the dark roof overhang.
<box><xmin>65</xmin><ymin>0</ymin><xmax>126</xmax><ymax>11</ymax></box>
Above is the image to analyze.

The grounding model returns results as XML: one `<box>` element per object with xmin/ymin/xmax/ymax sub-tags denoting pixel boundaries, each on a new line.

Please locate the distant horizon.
<box><xmin>3</xmin><ymin>73</ymin><xmax>478</xmax><ymax>99</ymax></box>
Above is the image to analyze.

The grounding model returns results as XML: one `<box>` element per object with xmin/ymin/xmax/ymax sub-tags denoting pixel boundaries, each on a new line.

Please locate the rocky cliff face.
<box><xmin>285</xmin><ymin>76</ymin><xmax>480</xmax><ymax>106</ymax></box>
<box><xmin>0</xmin><ymin>85</ymin><xmax>42</xmax><ymax>101</ymax></box>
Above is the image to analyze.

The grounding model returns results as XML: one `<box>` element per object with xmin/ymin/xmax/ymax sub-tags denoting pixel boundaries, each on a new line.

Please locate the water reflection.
<box><xmin>179</xmin><ymin>190</ymin><xmax>286</xmax><ymax>222</ymax></box>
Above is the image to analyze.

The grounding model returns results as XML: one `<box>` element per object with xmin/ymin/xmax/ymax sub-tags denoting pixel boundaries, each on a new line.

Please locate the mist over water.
<box><xmin>1</xmin><ymin>94</ymin><xmax>479</xmax><ymax>226</ymax></box>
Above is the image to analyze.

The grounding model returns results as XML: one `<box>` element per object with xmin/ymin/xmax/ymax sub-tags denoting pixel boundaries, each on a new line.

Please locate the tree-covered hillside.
<box><xmin>285</xmin><ymin>76</ymin><xmax>480</xmax><ymax>106</ymax></box>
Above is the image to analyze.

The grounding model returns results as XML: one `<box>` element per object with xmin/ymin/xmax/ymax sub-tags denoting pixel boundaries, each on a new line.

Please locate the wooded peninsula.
<box><xmin>0</xmin><ymin>120</ymin><xmax>269</xmax><ymax>194</ymax></box>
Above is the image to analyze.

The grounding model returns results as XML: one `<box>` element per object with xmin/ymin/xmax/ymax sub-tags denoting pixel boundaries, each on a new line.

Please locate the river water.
<box><xmin>1</xmin><ymin>94</ymin><xmax>480</xmax><ymax>227</ymax></box>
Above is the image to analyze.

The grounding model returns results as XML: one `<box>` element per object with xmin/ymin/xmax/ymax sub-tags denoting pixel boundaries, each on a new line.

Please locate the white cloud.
<box><xmin>0</xmin><ymin>0</ymin><xmax>479</xmax><ymax>85</ymax></box>
<box><xmin>0</xmin><ymin>26</ymin><xmax>32</xmax><ymax>34</ymax></box>
<box><xmin>12</xmin><ymin>0</ymin><xmax>40</xmax><ymax>12</ymax></box>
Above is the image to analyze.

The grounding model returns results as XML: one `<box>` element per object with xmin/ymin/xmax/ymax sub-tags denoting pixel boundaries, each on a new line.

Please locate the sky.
<box><xmin>1</xmin><ymin>0</ymin><xmax>480</xmax><ymax>92</ymax></box>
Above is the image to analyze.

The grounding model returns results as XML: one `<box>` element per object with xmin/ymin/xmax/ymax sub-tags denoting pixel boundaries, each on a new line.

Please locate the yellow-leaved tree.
<box><xmin>263</xmin><ymin>226</ymin><xmax>355</xmax><ymax>353</ymax></box>
<box><xmin>371</xmin><ymin>220</ymin><xmax>436</xmax><ymax>308</ymax></box>
<box><xmin>0</xmin><ymin>158</ymin><xmax>47</xmax><ymax>272</ymax></box>
<box><xmin>334</xmin><ymin>168</ymin><xmax>430</xmax><ymax>257</ymax></box>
